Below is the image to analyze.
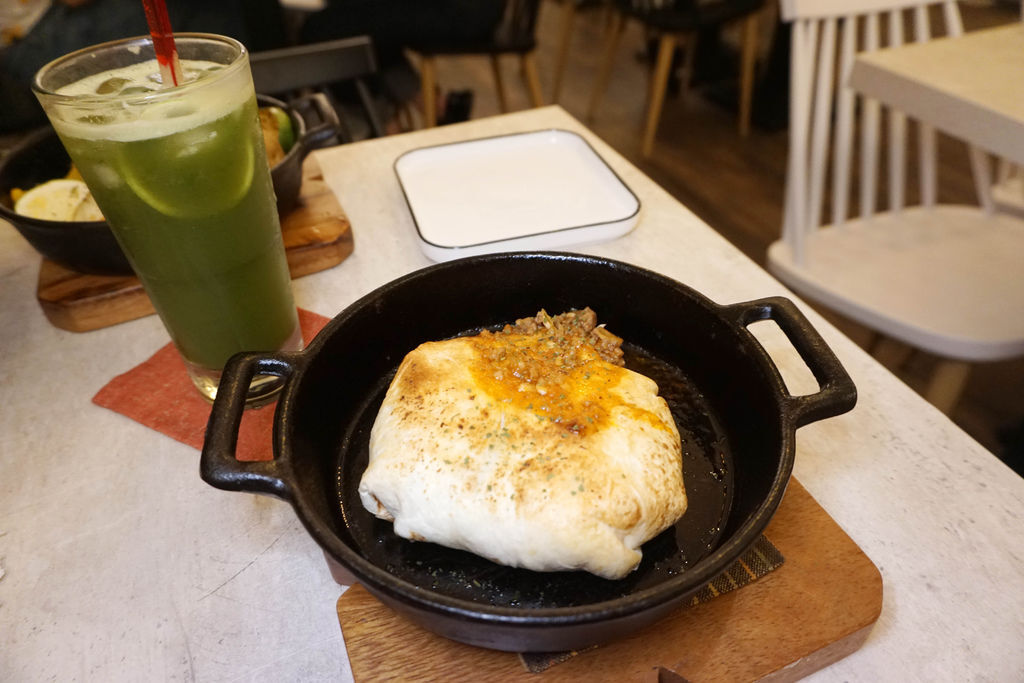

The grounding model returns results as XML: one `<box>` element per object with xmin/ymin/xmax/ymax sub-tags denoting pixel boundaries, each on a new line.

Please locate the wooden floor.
<box><xmin>427</xmin><ymin>0</ymin><xmax>1024</xmax><ymax>470</ymax></box>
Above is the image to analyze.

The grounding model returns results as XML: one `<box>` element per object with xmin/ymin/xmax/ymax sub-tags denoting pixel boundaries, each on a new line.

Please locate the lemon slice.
<box><xmin>265</xmin><ymin>106</ymin><xmax>294</xmax><ymax>152</ymax></box>
<box><xmin>72</xmin><ymin>191</ymin><xmax>104</xmax><ymax>221</ymax></box>
<box><xmin>118</xmin><ymin>116</ymin><xmax>256</xmax><ymax>219</ymax></box>
<box><xmin>14</xmin><ymin>179</ymin><xmax>104</xmax><ymax>222</ymax></box>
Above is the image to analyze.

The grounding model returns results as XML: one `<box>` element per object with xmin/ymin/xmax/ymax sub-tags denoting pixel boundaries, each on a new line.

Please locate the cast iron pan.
<box><xmin>201</xmin><ymin>252</ymin><xmax>856</xmax><ymax>652</ymax></box>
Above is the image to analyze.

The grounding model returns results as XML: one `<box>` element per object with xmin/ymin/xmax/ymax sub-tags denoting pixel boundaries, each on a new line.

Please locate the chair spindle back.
<box><xmin>781</xmin><ymin>0</ymin><xmax>966</xmax><ymax>264</ymax></box>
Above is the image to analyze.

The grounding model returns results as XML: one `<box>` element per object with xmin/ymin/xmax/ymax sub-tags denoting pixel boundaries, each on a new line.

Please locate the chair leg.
<box><xmin>642</xmin><ymin>33</ymin><xmax>676</xmax><ymax>158</ymax></box>
<box><xmin>521</xmin><ymin>52</ymin><xmax>545</xmax><ymax>109</ymax></box>
<box><xmin>969</xmin><ymin>146</ymin><xmax>995</xmax><ymax>214</ymax></box>
<box><xmin>585</xmin><ymin>9</ymin><xmax>626</xmax><ymax>122</ymax></box>
<box><xmin>996</xmin><ymin>158</ymin><xmax>1011</xmax><ymax>183</ymax></box>
<box><xmin>551</xmin><ymin>0</ymin><xmax>577</xmax><ymax>103</ymax></box>
<box><xmin>738</xmin><ymin>12</ymin><xmax>759</xmax><ymax>137</ymax></box>
<box><xmin>489</xmin><ymin>55</ymin><xmax>509</xmax><ymax>113</ymax></box>
<box><xmin>870</xmin><ymin>335</ymin><xmax>914</xmax><ymax>371</ymax></box>
<box><xmin>680</xmin><ymin>34</ymin><xmax>697</xmax><ymax>97</ymax></box>
<box><xmin>420</xmin><ymin>55</ymin><xmax>438</xmax><ymax>128</ymax></box>
<box><xmin>925</xmin><ymin>360</ymin><xmax>971</xmax><ymax>415</ymax></box>
<box><xmin>598</xmin><ymin>0</ymin><xmax>610</xmax><ymax>33</ymax></box>
<box><xmin>396</xmin><ymin>103</ymin><xmax>414</xmax><ymax>132</ymax></box>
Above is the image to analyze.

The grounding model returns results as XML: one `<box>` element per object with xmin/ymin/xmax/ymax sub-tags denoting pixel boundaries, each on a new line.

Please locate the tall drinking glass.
<box><xmin>33</xmin><ymin>34</ymin><xmax>302</xmax><ymax>404</ymax></box>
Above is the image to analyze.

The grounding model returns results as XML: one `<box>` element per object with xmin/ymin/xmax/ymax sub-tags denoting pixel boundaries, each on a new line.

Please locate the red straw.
<box><xmin>141</xmin><ymin>0</ymin><xmax>182</xmax><ymax>87</ymax></box>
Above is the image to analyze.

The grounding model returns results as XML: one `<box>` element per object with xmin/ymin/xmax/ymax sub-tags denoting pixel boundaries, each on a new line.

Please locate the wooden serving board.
<box><xmin>336</xmin><ymin>479</ymin><xmax>883</xmax><ymax>682</ymax></box>
<box><xmin>36</xmin><ymin>156</ymin><xmax>352</xmax><ymax>332</ymax></box>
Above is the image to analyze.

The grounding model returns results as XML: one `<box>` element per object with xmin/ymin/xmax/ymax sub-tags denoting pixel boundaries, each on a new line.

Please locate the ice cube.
<box><xmin>90</xmin><ymin>163</ymin><xmax>122</xmax><ymax>189</ymax></box>
<box><xmin>120</xmin><ymin>86</ymin><xmax>155</xmax><ymax>96</ymax></box>
<box><xmin>174</xmin><ymin>127</ymin><xmax>217</xmax><ymax>158</ymax></box>
<box><xmin>96</xmin><ymin>77</ymin><xmax>129</xmax><ymax>94</ymax></box>
<box><xmin>140</xmin><ymin>100</ymin><xmax>197</xmax><ymax>121</ymax></box>
<box><xmin>163</xmin><ymin>103</ymin><xmax>196</xmax><ymax>119</ymax></box>
<box><xmin>180</xmin><ymin>68</ymin><xmax>203</xmax><ymax>84</ymax></box>
<box><xmin>76</xmin><ymin>114</ymin><xmax>114</xmax><ymax>125</ymax></box>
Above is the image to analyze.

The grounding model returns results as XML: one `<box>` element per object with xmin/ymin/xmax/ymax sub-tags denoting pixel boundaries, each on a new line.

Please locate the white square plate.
<box><xmin>394</xmin><ymin>129</ymin><xmax>641</xmax><ymax>262</ymax></box>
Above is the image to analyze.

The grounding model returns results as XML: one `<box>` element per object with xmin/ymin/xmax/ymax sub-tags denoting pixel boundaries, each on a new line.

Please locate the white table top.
<box><xmin>849</xmin><ymin>22</ymin><xmax>1024</xmax><ymax>166</ymax></box>
<box><xmin>2</xmin><ymin>106</ymin><xmax>1023</xmax><ymax>681</ymax></box>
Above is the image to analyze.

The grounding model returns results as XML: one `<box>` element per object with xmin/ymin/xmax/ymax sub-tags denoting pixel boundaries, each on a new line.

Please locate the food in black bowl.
<box><xmin>0</xmin><ymin>126</ymin><xmax>131</xmax><ymax>275</ymax></box>
<box><xmin>0</xmin><ymin>93</ymin><xmax>339</xmax><ymax>276</ymax></box>
<box><xmin>259</xmin><ymin>92</ymin><xmax>342</xmax><ymax>216</ymax></box>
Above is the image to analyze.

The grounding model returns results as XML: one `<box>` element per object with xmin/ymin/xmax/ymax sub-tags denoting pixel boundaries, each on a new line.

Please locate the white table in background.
<box><xmin>849</xmin><ymin>22</ymin><xmax>1024</xmax><ymax>166</ymax></box>
<box><xmin>1</xmin><ymin>106</ymin><xmax>1022</xmax><ymax>681</ymax></box>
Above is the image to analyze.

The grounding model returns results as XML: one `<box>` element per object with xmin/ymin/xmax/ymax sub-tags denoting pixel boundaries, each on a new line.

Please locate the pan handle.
<box><xmin>722</xmin><ymin>296</ymin><xmax>857</xmax><ymax>428</ymax></box>
<box><xmin>200</xmin><ymin>352</ymin><xmax>299</xmax><ymax>500</ymax></box>
<box><xmin>290</xmin><ymin>91</ymin><xmax>344</xmax><ymax>156</ymax></box>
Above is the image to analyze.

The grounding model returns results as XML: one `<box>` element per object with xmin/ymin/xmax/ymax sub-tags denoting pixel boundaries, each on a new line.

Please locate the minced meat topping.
<box><xmin>485</xmin><ymin>307</ymin><xmax>624</xmax><ymax>373</ymax></box>
<box><xmin>460</xmin><ymin>309</ymin><xmax>653</xmax><ymax>438</ymax></box>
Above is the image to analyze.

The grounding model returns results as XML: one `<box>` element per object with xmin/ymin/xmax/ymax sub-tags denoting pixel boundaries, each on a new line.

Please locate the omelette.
<box><xmin>358</xmin><ymin>309</ymin><xmax>687</xmax><ymax>580</ymax></box>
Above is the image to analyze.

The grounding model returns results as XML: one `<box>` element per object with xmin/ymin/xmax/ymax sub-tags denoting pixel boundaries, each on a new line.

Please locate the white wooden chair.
<box><xmin>768</xmin><ymin>0</ymin><xmax>1024</xmax><ymax>414</ymax></box>
<box><xmin>992</xmin><ymin>161</ymin><xmax>1024</xmax><ymax>218</ymax></box>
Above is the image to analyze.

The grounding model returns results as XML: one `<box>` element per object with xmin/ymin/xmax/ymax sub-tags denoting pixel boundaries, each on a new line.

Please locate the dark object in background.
<box><xmin>997</xmin><ymin>418</ymin><xmax>1024</xmax><ymax>476</ymax></box>
<box><xmin>0</xmin><ymin>0</ymin><xmax>270</xmax><ymax>135</ymax></box>
<box><xmin>645</xmin><ymin>13</ymin><xmax>790</xmax><ymax>133</ymax></box>
<box><xmin>700</xmin><ymin>21</ymin><xmax>791</xmax><ymax>133</ymax></box>
<box><xmin>249</xmin><ymin>36</ymin><xmax>385</xmax><ymax>143</ymax></box>
<box><xmin>408</xmin><ymin>0</ymin><xmax>543</xmax><ymax>127</ymax></box>
<box><xmin>438</xmin><ymin>89</ymin><xmax>474</xmax><ymax>125</ymax></box>
<box><xmin>298</xmin><ymin>0</ymin><xmax>506</xmax><ymax>121</ymax></box>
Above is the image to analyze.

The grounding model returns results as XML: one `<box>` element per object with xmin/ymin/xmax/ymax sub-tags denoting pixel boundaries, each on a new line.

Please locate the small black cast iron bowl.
<box><xmin>0</xmin><ymin>125</ymin><xmax>128</xmax><ymax>275</ymax></box>
<box><xmin>261</xmin><ymin>92</ymin><xmax>341</xmax><ymax>216</ymax></box>
<box><xmin>200</xmin><ymin>252</ymin><xmax>857</xmax><ymax>652</ymax></box>
<box><xmin>0</xmin><ymin>94</ymin><xmax>338</xmax><ymax>275</ymax></box>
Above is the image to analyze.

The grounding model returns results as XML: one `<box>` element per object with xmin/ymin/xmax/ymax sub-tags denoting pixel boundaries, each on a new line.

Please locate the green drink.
<box><xmin>33</xmin><ymin>35</ymin><xmax>301</xmax><ymax>403</ymax></box>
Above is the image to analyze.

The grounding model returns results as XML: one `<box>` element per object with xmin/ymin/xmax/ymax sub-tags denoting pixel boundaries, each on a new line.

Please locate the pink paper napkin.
<box><xmin>93</xmin><ymin>308</ymin><xmax>329</xmax><ymax>461</ymax></box>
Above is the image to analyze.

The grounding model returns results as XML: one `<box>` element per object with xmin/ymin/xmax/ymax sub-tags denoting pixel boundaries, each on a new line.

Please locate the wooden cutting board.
<box><xmin>36</xmin><ymin>156</ymin><xmax>352</xmax><ymax>332</ymax></box>
<box><xmin>336</xmin><ymin>478</ymin><xmax>883</xmax><ymax>682</ymax></box>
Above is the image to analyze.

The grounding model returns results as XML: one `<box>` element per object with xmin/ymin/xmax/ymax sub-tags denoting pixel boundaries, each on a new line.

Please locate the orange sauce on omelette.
<box><xmin>464</xmin><ymin>329</ymin><xmax>663</xmax><ymax>437</ymax></box>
